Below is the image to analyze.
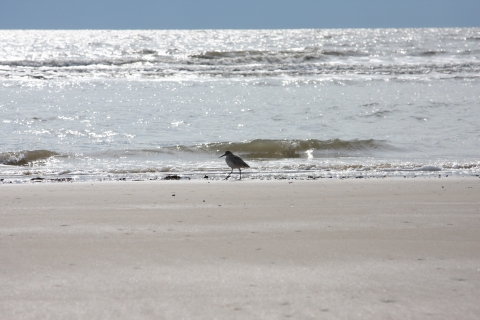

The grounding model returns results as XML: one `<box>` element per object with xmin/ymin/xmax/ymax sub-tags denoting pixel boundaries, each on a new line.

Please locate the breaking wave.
<box><xmin>1</xmin><ymin>58</ymin><xmax>152</xmax><ymax>68</ymax></box>
<box><xmin>198</xmin><ymin>139</ymin><xmax>396</xmax><ymax>159</ymax></box>
<box><xmin>188</xmin><ymin>48</ymin><xmax>367</xmax><ymax>64</ymax></box>
<box><xmin>3</xmin><ymin>61</ymin><xmax>478</xmax><ymax>80</ymax></box>
<box><xmin>0</xmin><ymin>150</ymin><xmax>59</xmax><ymax>166</ymax></box>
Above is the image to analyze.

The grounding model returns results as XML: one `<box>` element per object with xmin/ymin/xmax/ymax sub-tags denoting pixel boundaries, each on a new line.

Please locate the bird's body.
<box><xmin>219</xmin><ymin>151</ymin><xmax>249</xmax><ymax>180</ymax></box>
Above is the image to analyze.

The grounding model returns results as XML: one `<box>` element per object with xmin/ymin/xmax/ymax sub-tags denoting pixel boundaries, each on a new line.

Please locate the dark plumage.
<box><xmin>219</xmin><ymin>151</ymin><xmax>250</xmax><ymax>180</ymax></box>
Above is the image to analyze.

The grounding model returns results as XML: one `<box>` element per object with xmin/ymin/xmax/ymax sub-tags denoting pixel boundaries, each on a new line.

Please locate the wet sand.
<box><xmin>1</xmin><ymin>178</ymin><xmax>480</xmax><ymax>319</ymax></box>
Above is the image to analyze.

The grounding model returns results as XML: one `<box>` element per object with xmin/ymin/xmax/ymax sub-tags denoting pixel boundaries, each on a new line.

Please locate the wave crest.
<box><xmin>200</xmin><ymin>139</ymin><xmax>395</xmax><ymax>159</ymax></box>
<box><xmin>0</xmin><ymin>150</ymin><xmax>59</xmax><ymax>166</ymax></box>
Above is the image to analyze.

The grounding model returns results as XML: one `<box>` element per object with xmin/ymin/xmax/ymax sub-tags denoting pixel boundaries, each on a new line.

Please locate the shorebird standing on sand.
<box><xmin>219</xmin><ymin>151</ymin><xmax>250</xmax><ymax>180</ymax></box>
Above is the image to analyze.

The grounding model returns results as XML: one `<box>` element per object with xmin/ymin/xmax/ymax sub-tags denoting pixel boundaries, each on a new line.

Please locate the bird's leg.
<box><xmin>239</xmin><ymin>169</ymin><xmax>242</xmax><ymax>180</ymax></box>
<box><xmin>224</xmin><ymin>169</ymin><xmax>233</xmax><ymax>180</ymax></box>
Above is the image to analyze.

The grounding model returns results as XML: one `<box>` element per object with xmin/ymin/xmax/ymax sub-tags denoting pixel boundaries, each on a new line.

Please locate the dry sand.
<box><xmin>1</xmin><ymin>178</ymin><xmax>480</xmax><ymax>319</ymax></box>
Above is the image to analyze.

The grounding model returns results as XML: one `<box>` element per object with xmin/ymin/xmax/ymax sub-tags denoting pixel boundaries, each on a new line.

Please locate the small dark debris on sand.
<box><xmin>51</xmin><ymin>178</ymin><xmax>73</xmax><ymax>182</ymax></box>
<box><xmin>30</xmin><ymin>177</ymin><xmax>73</xmax><ymax>182</ymax></box>
<box><xmin>163</xmin><ymin>175</ymin><xmax>181</xmax><ymax>180</ymax></box>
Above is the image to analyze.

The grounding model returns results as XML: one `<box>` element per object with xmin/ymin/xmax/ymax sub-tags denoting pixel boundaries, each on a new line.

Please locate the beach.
<box><xmin>1</xmin><ymin>177</ymin><xmax>479</xmax><ymax>319</ymax></box>
<box><xmin>1</xmin><ymin>27</ymin><xmax>479</xmax><ymax>320</ymax></box>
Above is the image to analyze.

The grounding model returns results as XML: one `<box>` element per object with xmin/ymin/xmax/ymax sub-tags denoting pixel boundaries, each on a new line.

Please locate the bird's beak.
<box><xmin>219</xmin><ymin>153</ymin><xmax>226</xmax><ymax>158</ymax></box>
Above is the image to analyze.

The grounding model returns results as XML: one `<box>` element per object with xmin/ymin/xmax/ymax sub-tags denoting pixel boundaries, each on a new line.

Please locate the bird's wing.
<box><xmin>234</xmin><ymin>155</ymin><xmax>250</xmax><ymax>168</ymax></box>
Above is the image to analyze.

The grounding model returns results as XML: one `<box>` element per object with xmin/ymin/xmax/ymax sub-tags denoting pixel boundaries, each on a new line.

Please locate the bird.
<box><xmin>219</xmin><ymin>151</ymin><xmax>250</xmax><ymax>180</ymax></box>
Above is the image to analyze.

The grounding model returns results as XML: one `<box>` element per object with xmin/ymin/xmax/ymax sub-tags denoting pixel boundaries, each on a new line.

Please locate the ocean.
<box><xmin>1</xmin><ymin>28</ymin><xmax>479</xmax><ymax>182</ymax></box>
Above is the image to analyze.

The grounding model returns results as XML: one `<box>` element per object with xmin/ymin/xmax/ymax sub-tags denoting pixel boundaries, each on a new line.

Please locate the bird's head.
<box><xmin>219</xmin><ymin>151</ymin><xmax>232</xmax><ymax>158</ymax></box>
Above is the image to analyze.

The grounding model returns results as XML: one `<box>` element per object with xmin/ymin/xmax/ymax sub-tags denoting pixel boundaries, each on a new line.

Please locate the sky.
<box><xmin>1</xmin><ymin>0</ymin><xmax>479</xmax><ymax>29</ymax></box>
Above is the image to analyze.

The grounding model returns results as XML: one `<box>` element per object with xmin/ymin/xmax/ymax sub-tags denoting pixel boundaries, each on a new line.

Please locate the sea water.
<box><xmin>1</xmin><ymin>29</ymin><xmax>479</xmax><ymax>182</ymax></box>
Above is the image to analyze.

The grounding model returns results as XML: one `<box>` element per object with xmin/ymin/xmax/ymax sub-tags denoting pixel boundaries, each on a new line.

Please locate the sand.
<box><xmin>1</xmin><ymin>178</ymin><xmax>480</xmax><ymax>319</ymax></box>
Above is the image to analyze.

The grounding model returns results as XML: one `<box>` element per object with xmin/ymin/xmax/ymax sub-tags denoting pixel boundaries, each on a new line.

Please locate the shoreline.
<box><xmin>2</xmin><ymin>178</ymin><xmax>480</xmax><ymax>319</ymax></box>
<box><xmin>2</xmin><ymin>171</ymin><xmax>479</xmax><ymax>185</ymax></box>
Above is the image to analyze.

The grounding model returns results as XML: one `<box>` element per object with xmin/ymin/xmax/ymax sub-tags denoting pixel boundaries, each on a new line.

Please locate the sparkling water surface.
<box><xmin>1</xmin><ymin>29</ymin><xmax>479</xmax><ymax>182</ymax></box>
